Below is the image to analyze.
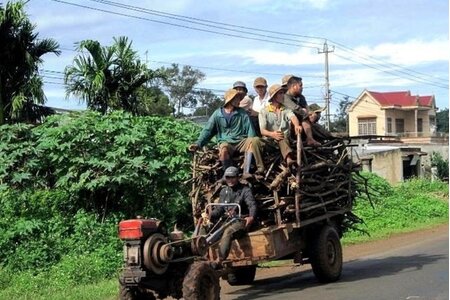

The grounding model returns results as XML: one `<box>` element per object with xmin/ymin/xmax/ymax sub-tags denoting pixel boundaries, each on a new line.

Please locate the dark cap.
<box><xmin>232</xmin><ymin>81</ymin><xmax>248</xmax><ymax>93</ymax></box>
<box><xmin>224</xmin><ymin>166</ymin><xmax>239</xmax><ymax>177</ymax></box>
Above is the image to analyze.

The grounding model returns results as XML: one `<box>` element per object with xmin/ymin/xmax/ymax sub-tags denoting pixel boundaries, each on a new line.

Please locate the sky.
<box><xmin>24</xmin><ymin>0</ymin><xmax>449</xmax><ymax>116</ymax></box>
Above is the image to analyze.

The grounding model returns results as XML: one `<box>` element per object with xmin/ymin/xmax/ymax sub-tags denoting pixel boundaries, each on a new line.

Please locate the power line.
<box><xmin>89</xmin><ymin>0</ymin><xmax>325</xmax><ymax>43</ymax></box>
<box><xmin>148</xmin><ymin>59</ymin><xmax>323</xmax><ymax>79</ymax></box>
<box><xmin>50</xmin><ymin>0</ymin><xmax>319</xmax><ymax>49</ymax></box>
<box><xmin>50</xmin><ymin>0</ymin><xmax>447</xmax><ymax>92</ymax></box>
<box><xmin>330</xmin><ymin>40</ymin><xmax>448</xmax><ymax>85</ymax></box>
<box><xmin>87</xmin><ymin>0</ymin><xmax>323</xmax><ymax>48</ymax></box>
<box><xmin>86</xmin><ymin>0</ymin><xmax>448</xmax><ymax>90</ymax></box>
<box><xmin>334</xmin><ymin>53</ymin><xmax>448</xmax><ymax>90</ymax></box>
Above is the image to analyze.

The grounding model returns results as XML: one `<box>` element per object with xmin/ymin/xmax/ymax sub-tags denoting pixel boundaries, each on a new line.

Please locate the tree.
<box><xmin>64</xmin><ymin>36</ymin><xmax>160</xmax><ymax>115</ymax></box>
<box><xmin>0</xmin><ymin>0</ymin><xmax>60</xmax><ymax>124</ymax></box>
<box><xmin>136</xmin><ymin>86</ymin><xmax>173</xmax><ymax>116</ymax></box>
<box><xmin>192</xmin><ymin>89</ymin><xmax>221</xmax><ymax>117</ymax></box>
<box><xmin>160</xmin><ymin>64</ymin><xmax>205</xmax><ymax>116</ymax></box>
<box><xmin>436</xmin><ymin>108</ymin><xmax>448</xmax><ymax>133</ymax></box>
<box><xmin>329</xmin><ymin>96</ymin><xmax>352</xmax><ymax>133</ymax></box>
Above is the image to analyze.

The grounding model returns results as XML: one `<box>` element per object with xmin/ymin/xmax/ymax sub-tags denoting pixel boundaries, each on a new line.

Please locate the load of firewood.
<box><xmin>189</xmin><ymin>137</ymin><xmax>367</xmax><ymax>231</ymax></box>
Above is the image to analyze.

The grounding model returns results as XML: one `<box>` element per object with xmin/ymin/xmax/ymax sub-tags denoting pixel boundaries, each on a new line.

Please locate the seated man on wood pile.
<box><xmin>281</xmin><ymin>75</ymin><xmax>321</xmax><ymax>146</ymax></box>
<box><xmin>307</xmin><ymin>103</ymin><xmax>335</xmax><ymax>142</ymax></box>
<box><xmin>259</xmin><ymin>84</ymin><xmax>302</xmax><ymax>167</ymax></box>
<box><xmin>208</xmin><ymin>166</ymin><xmax>257</xmax><ymax>268</ymax></box>
<box><xmin>189</xmin><ymin>88</ymin><xmax>265</xmax><ymax>176</ymax></box>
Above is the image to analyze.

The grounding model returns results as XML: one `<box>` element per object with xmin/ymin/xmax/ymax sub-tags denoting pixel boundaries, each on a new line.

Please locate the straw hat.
<box><xmin>253</xmin><ymin>77</ymin><xmax>267</xmax><ymax>87</ymax></box>
<box><xmin>223</xmin><ymin>88</ymin><xmax>242</xmax><ymax>105</ymax></box>
<box><xmin>268</xmin><ymin>84</ymin><xmax>285</xmax><ymax>102</ymax></box>
<box><xmin>308</xmin><ymin>103</ymin><xmax>326</xmax><ymax>113</ymax></box>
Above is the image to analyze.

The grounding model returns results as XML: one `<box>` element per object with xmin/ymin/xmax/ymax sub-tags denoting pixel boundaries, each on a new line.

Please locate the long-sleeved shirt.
<box><xmin>196</xmin><ymin>107</ymin><xmax>255</xmax><ymax>147</ymax></box>
<box><xmin>211</xmin><ymin>183</ymin><xmax>257</xmax><ymax>221</ymax></box>
<box><xmin>282</xmin><ymin>93</ymin><xmax>308</xmax><ymax>120</ymax></box>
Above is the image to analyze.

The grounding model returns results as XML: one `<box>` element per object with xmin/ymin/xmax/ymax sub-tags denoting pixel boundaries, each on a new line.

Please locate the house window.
<box><xmin>358</xmin><ymin>118</ymin><xmax>376</xmax><ymax>135</ymax></box>
<box><xmin>387</xmin><ymin>118</ymin><xmax>392</xmax><ymax>133</ymax></box>
<box><xmin>395</xmin><ymin>119</ymin><xmax>404</xmax><ymax>134</ymax></box>
<box><xmin>417</xmin><ymin>118</ymin><xmax>423</xmax><ymax>133</ymax></box>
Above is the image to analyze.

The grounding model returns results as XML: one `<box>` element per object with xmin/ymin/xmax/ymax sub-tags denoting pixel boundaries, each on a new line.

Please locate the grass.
<box><xmin>0</xmin><ymin>177</ymin><xmax>448</xmax><ymax>300</ymax></box>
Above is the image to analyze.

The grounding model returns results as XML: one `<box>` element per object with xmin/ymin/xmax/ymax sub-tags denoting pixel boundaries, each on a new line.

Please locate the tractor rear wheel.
<box><xmin>309</xmin><ymin>225</ymin><xmax>343</xmax><ymax>283</ymax></box>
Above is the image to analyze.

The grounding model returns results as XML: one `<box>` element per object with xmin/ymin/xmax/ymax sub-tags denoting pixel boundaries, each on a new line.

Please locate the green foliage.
<box><xmin>0</xmin><ymin>111</ymin><xmax>200</xmax><ymax>280</ymax></box>
<box><xmin>345</xmin><ymin>176</ymin><xmax>448</xmax><ymax>244</ymax></box>
<box><xmin>193</xmin><ymin>90</ymin><xmax>222</xmax><ymax>117</ymax></box>
<box><xmin>431</xmin><ymin>151</ymin><xmax>449</xmax><ymax>180</ymax></box>
<box><xmin>0</xmin><ymin>111</ymin><xmax>200</xmax><ymax>223</ymax></box>
<box><xmin>329</xmin><ymin>96</ymin><xmax>352</xmax><ymax>133</ymax></box>
<box><xmin>0</xmin><ymin>0</ymin><xmax>60</xmax><ymax>124</ymax></box>
<box><xmin>160</xmin><ymin>63</ymin><xmax>206</xmax><ymax>116</ymax></box>
<box><xmin>436</xmin><ymin>108</ymin><xmax>448</xmax><ymax>133</ymax></box>
<box><xmin>65</xmin><ymin>37</ymin><xmax>161</xmax><ymax>115</ymax></box>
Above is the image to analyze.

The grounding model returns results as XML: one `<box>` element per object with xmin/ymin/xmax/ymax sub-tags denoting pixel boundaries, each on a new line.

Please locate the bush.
<box><xmin>431</xmin><ymin>151</ymin><xmax>449</xmax><ymax>180</ymax></box>
<box><xmin>0</xmin><ymin>111</ymin><xmax>201</xmax><ymax>278</ymax></box>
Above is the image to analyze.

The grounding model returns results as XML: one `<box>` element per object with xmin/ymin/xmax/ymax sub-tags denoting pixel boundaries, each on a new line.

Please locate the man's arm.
<box><xmin>196</xmin><ymin>111</ymin><xmax>218</xmax><ymax>147</ymax></box>
<box><xmin>242</xmin><ymin>186</ymin><xmax>257</xmax><ymax>228</ymax></box>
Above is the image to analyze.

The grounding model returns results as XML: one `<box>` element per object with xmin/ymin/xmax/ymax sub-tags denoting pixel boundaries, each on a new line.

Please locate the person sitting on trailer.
<box><xmin>188</xmin><ymin>88</ymin><xmax>265</xmax><ymax>176</ymax></box>
<box><xmin>259</xmin><ymin>84</ymin><xmax>302</xmax><ymax>167</ymax></box>
<box><xmin>306</xmin><ymin>103</ymin><xmax>335</xmax><ymax>142</ymax></box>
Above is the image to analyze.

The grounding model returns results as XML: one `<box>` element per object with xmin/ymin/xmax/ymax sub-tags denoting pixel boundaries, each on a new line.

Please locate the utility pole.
<box><xmin>318</xmin><ymin>40</ymin><xmax>334</xmax><ymax>130</ymax></box>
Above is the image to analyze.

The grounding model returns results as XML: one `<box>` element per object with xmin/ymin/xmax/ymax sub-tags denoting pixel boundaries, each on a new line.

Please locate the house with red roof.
<box><xmin>348</xmin><ymin>90</ymin><xmax>437</xmax><ymax>138</ymax></box>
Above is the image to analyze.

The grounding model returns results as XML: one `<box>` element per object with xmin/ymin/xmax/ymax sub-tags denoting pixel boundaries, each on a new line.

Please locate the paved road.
<box><xmin>221</xmin><ymin>226</ymin><xmax>448</xmax><ymax>300</ymax></box>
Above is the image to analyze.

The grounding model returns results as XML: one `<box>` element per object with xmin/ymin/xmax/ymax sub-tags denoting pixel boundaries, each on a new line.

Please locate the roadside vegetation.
<box><xmin>0</xmin><ymin>112</ymin><xmax>448</xmax><ymax>300</ymax></box>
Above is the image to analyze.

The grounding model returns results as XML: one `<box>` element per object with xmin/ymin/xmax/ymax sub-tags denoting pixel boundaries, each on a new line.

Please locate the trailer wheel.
<box><xmin>182</xmin><ymin>261</ymin><xmax>220</xmax><ymax>300</ymax></box>
<box><xmin>227</xmin><ymin>265</ymin><xmax>257</xmax><ymax>286</ymax></box>
<box><xmin>119</xmin><ymin>283</ymin><xmax>156</xmax><ymax>300</ymax></box>
<box><xmin>310</xmin><ymin>225</ymin><xmax>342</xmax><ymax>283</ymax></box>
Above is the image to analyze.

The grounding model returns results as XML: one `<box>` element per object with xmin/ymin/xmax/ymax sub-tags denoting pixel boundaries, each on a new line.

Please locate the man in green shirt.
<box><xmin>189</xmin><ymin>88</ymin><xmax>264</xmax><ymax>175</ymax></box>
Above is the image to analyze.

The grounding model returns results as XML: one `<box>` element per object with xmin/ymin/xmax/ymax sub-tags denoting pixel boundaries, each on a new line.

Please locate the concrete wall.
<box><xmin>362</xmin><ymin>149</ymin><xmax>404</xmax><ymax>184</ymax></box>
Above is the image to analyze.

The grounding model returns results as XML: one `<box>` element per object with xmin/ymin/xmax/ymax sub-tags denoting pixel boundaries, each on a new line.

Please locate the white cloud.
<box><xmin>235</xmin><ymin>48</ymin><xmax>323</xmax><ymax>66</ymax></box>
<box><xmin>346</xmin><ymin>38</ymin><xmax>449</xmax><ymax>66</ymax></box>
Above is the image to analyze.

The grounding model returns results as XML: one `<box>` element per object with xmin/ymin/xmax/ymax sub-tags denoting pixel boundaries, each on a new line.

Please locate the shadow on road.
<box><xmin>225</xmin><ymin>254</ymin><xmax>446</xmax><ymax>299</ymax></box>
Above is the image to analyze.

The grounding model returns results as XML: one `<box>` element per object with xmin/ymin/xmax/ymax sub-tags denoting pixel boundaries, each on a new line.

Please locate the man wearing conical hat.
<box><xmin>189</xmin><ymin>88</ymin><xmax>264</xmax><ymax>175</ymax></box>
<box><xmin>259</xmin><ymin>84</ymin><xmax>302</xmax><ymax>167</ymax></box>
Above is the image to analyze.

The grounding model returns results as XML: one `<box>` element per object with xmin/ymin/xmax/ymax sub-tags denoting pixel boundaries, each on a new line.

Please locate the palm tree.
<box><xmin>0</xmin><ymin>0</ymin><xmax>60</xmax><ymax>124</ymax></box>
<box><xmin>65</xmin><ymin>36</ymin><xmax>155</xmax><ymax>115</ymax></box>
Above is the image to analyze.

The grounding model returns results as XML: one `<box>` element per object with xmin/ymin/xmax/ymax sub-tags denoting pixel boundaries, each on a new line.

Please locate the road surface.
<box><xmin>221</xmin><ymin>224</ymin><xmax>449</xmax><ymax>300</ymax></box>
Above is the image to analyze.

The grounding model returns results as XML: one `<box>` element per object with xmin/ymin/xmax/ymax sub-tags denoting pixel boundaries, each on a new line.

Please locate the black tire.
<box><xmin>182</xmin><ymin>261</ymin><xmax>220</xmax><ymax>300</ymax></box>
<box><xmin>119</xmin><ymin>283</ymin><xmax>156</xmax><ymax>300</ymax></box>
<box><xmin>226</xmin><ymin>265</ymin><xmax>257</xmax><ymax>286</ymax></box>
<box><xmin>309</xmin><ymin>225</ymin><xmax>343</xmax><ymax>283</ymax></box>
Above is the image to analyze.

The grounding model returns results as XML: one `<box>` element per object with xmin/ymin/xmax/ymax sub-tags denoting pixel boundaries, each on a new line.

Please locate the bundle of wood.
<box><xmin>190</xmin><ymin>137</ymin><xmax>365</xmax><ymax>231</ymax></box>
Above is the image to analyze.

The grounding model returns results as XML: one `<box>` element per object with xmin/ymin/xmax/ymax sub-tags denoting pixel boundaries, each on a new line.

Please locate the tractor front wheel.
<box><xmin>182</xmin><ymin>261</ymin><xmax>220</xmax><ymax>300</ymax></box>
